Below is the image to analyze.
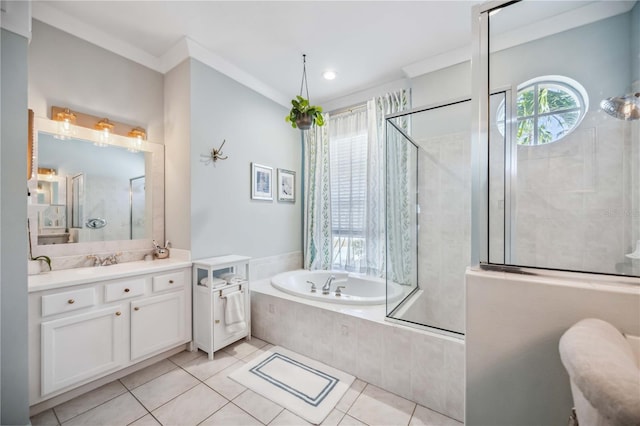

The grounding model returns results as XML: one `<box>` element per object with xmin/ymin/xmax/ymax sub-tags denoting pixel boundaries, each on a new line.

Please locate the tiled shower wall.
<box><xmin>250</xmin><ymin>289</ymin><xmax>465</xmax><ymax>421</ymax></box>
<box><xmin>514</xmin><ymin>112</ymin><xmax>636</xmax><ymax>275</ymax></box>
<box><xmin>411</xmin><ymin>131</ymin><xmax>470</xmax><ymax>334</ymax></box>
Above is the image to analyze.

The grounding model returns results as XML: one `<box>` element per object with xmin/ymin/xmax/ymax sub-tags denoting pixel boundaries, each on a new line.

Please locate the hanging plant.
<box><xmin>286</xmin><ymin>95</ymin><xmax>325</xmax><ymax>130</ymax></box>
<box><xmin>285</xmin><ymin>54</ymin><xmax>325</xmax><ymax>131</ymax></box>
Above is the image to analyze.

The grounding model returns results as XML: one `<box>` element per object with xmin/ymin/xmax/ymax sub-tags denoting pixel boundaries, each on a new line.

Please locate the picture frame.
<box><xmin>251</xmin><ymin>163</ymin><xmax>273</xmax><ymax>201</ymax></box>
<box><xmin>277</xmin><ymin>169</ymin><xmax>296</xmax><ymax>203</ymax></box>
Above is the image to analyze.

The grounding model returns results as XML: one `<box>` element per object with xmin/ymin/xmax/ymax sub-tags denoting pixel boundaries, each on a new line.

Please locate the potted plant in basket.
<box><xmin>285</xmin><ymin>95</ymin><xmax>325</xmax><ymax>130</ymax></box>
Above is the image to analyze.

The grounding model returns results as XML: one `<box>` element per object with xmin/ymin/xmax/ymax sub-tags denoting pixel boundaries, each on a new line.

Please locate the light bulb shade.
<box><xmin>95</xmin><ymin>118</ymin><xmax>114</xmax><ymax>146</ymax></box>
<box><xmin>95</xmin><ymin>118</ymin><xmax>115</xmax><ymax>132</ymax></box>
<box><xmin>128</xmin><ymin>127</ymin><xmax>146</xmax><ymax>141</ymax></box>
<box><xmin>600</xmin><ymin>92</ymin><xmax>640</xmax><ymax>121</ymax></box>
<box><xmin>54</xmin><ymin>108</ymin><xmax>77</xmax><ymax>139</ymax></box>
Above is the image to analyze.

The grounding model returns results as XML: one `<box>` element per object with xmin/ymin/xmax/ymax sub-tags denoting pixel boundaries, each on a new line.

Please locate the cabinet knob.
<box><xmin>67</xmin><ymin>299</ymin><xmax>75</xmax><ymax>304</ymax></box>
<box><xmin>134</xmin><ymin>307</ymin><xmax>140</xmax><ymax>311</ymax></box>
<box><xmin>215</xmin><ymin>320</ymin><xmax>220</xmax><ymax>324</ymax></box>
<box><xmin>115</xmin><ymin>311</ymin><xmax>121</xmax><ymax>316</ymax></box>
<box><xmin>169</xmin><ymin>280</ymin><xmax>174</xmax><ymax>284</ymax></box>
<box><xmin>124</xmin><ymin>288</ymin><xmax>130</xmax><ymax>293</ymax></box>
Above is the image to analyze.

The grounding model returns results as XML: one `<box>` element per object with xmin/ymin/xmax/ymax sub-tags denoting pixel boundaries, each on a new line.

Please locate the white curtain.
<box><xmin>366</xmin><ymin>90</ymin><xmax>411</xmax><ymax>283</ymax></box>
<box><xmin>329</xmin><ymin>108</ymin><xmax>369</xmax><ymax>271</ymax></box>
<box><xmin>303</xmin><ymin>115</ymin><xmax>332</xmax><ymax>270</ymax></box>
<box><xmin>303</xmin><ymin>89</ymin><xmax>410</xmax><ymax>278</ymax></box>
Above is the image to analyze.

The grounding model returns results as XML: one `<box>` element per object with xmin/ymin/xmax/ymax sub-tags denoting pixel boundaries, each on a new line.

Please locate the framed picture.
<box><xmin>251</xmin><ymin>163</ymin><xmax>273</xmax><ymax>201</ymax></box>
<box><xmin>277</xmin><ymin>169</ymin><xmax>296</xmax><ymax>202</ymax></box>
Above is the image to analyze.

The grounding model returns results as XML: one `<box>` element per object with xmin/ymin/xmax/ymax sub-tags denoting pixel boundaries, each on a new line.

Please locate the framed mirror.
<box><xmin>29</xmin><ymin>116</ymin><xmax>164</xmax><ymax>258</ymax></box>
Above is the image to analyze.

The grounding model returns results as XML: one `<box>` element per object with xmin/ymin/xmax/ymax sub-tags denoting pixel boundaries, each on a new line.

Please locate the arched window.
<box><xmin>497</xmin><ymin>76</ymin><xmax>588</xmax><ymax>145</ymax></box>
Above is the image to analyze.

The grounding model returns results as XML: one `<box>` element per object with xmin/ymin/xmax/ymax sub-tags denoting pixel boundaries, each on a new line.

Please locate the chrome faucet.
<box><xmin>306</xmin><ymin>280</ymin><xmax>317</xmax><ymax>293</ymax></box>
<box><xmin>322</xmin><ymin>275</ymin><xmax>335</xmax><ymax>295</ymax></box>
<box><xmin>87</xmin><ymin>252</ymin><xmax>121</xmax><ymax>266</ymax></box>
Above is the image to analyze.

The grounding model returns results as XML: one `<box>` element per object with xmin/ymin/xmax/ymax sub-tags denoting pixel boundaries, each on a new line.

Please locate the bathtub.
<box><xmin>270</xmin><ymin>269</ymin><xmax>405</xmax><ymax>305</ymax></box>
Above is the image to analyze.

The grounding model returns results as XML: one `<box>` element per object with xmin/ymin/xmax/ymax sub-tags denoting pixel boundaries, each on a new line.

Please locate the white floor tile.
<box><xmin>61</xmin><ymin>393</ymin><xmax>147</xmax><ymax>426</ymax></box>
<box><xmin>182</xmin><ymin>350</ymin><xmax>239</xmax><ymax>381</ymax></box>
<box><xmin>270</xmin><ymin>410</ymin><xmax>312</xmax><ymax>426</ymax></box>
<box><xmin>203</xmin><ymin>361</ymin><xmax>247</xmax><ymax>400</ymax></box>
<box><xmin>409</xmin><ymin>405</ymin><xmax>463</xmax><ymax>426</ymax></box>
<box><xmin>152</xmin><ymin>383</ymin><xmax>227</xmax><ymax>426</ymax></box>
<box><xmin>128</xmin><ymin>413</ymin><xmax>161</xmax><ymax>426</ymax></box>
<box><xmin>199</xmin><ymin>403</ymin><xmax>262</xmax><ymax>426</ymax></box>
<box><xmin>233</xmin><ymin>389</ymin><xmax>284</xmax><ymax>424</ymax></box>
<box><xmin>169</xmin><ymin>349</ymin><xmax>202</xmax><ymax>367</ymax></box>
<box><xmin>131</xmin><ymin>368</ymin><xmax>199</xmax><ymax>411</ymax></box>
<box><xmin>348</xmin><ymin>384</ymin><xmax>416</xmax><ymax>426</ymax></box>
<box><xmin>222</xmin><ymin>337</ymin><xmax>268</xmax><ymax>359</ymax></box>
<box><xmin>335</xmin><ymin>379</ymin><xmax>367</xmax><ymax>413</ymax></box>
<box><xmin>241</xmin><ymin>343</ymin><xmax>274</xmax><ymax>363</ymax></box>
<box><xmin>54</xmin><ymin>380</ymin><xmax>127</xmax><ymax>423</ymax></box>
<box><xmin>321</xmin><ymin>409</ymin><xmax>346</xmax><ymax>426</ymax></box>
<box><xmin>120</xmin><ymin>359</ymin><xmax>177</xmax><ymax>390</ymax></box>
<box><xmin>338</xmin><ymin>414</ymin><xmax>367</xmax><ymax>426</ymax></box>
<box><xmin>30</xmin><ymin>408</ymin><xmax>59</xmax><ymax>426</ymax></box>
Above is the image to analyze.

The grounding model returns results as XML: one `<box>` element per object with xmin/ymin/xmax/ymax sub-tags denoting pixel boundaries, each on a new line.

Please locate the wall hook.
<box><xmin>201</xmin><ymin>139</ymin><xmax>229</xmax><ymax>165</ymax></box>
<box><xmin>211</xmin><ymin>139</ymin><xmax>228</xmax><ymax>162</ymax></box>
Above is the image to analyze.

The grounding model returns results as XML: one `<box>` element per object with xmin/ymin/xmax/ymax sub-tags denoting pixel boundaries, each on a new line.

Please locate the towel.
<box><xmin>224</xmin><ymin>290</ymin><xmax>246</xmax><ymax>333</ymax></box>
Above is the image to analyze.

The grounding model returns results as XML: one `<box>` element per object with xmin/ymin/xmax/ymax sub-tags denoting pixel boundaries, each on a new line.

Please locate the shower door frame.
<box><xmin>385</xmin><ymin>97</ymin><xmax>472</xmax><ymax>339</ymax></box>
<box><xmin>472</xmin><ymin>0</ymin><xmax>640</xmax><ymax>281</ymax></box>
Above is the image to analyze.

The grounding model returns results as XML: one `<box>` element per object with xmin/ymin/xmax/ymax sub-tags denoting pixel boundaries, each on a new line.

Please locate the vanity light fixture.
<box><xmin>95</xmin><ymin>118</ymin><xmax>114</xmax><ymax>147</ymax></box>
<box><xmin>37</xmin><ymin>167</ymin><xmax>56</xmax><ymax>180</ymax></box>
<box><xmin>53</xmin><ymin>108</ymin><xmax>77</xmax><ymax>140</ymax></box>
<box><xmin>127</xmin><ymin>127</ymin><xmax>146</xmax><ymax>152</ymax></box>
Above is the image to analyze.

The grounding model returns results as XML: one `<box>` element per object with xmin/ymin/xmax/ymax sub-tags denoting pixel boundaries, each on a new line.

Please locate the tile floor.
<box><xmin>30</xmin><ymin>338</ymin><xmax>462</xmax><ymax>426</ymax></box>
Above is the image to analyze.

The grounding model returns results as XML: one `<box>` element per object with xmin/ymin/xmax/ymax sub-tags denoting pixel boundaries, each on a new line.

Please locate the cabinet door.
<box><xmin>130</xmin><ymin>291</ymin><xmax>186</xmax><ymax>360</ymax></box>
<box><xmin>42</xmin><ymin>305</ymin><xmax>126</xmax><ymax>396</ymax></box>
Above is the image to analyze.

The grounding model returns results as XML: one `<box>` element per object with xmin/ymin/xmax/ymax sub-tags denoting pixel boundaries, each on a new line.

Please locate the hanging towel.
<box><xmin>224</xmin><ymin>290</ymin><xmax>246</xmax><ymax>333</ymax></box>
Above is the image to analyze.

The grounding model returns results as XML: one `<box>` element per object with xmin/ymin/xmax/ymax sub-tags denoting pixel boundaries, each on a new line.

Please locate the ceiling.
<box><xmin>31</xmin><ymin>1</ymin><xmax>635</xmax><ymax>109</ymax></box>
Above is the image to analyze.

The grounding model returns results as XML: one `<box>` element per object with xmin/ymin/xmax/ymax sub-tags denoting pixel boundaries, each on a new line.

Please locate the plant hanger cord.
<box><xmin>299</xmin><ymin>54</ymin><xmax>310</xmax><ymax>101</ymax></box>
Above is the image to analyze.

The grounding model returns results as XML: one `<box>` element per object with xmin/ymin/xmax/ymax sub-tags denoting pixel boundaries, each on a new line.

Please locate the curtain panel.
<box><xmin>303</xmin><ymin>115</ymin><xmax>332</xmax><ymax>270</ymax></box>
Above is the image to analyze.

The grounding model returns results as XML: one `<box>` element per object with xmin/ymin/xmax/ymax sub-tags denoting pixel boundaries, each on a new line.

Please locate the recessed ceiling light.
<box><xmin>322</xmin><ymin>70</ymin><xmax>337</xmax><ymax>81</ymax></box>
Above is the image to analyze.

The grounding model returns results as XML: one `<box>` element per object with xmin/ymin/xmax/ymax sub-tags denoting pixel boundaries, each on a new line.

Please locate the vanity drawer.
<box><xmin>104</xmin><ymin>279</ymin><xmax>146</xmax><ymax>302</ymax></box>
<box><xmin>42</xmin><ymin>288</ymin><xmax>95</xmax><ymax>317</ymax></box>
<box><xmin>152</xmin><ymin>271</ymin><xmax>184</xmax><ymax>293</ymax></box>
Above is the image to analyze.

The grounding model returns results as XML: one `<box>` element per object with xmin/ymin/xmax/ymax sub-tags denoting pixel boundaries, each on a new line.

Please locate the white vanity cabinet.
<box><xmin>29</xmin><ymin>263</ymin><xmax>191</xmax><ymax>406</ymax></box>
<box><xmin>130</xmin><ymin>290</ymin><xmax>186</xmax><ymax>360</ymax></box>
<box><xmin>41</xmin><ymin>305</ymin><xmax>127</xmax><ymax>395</ymax></box>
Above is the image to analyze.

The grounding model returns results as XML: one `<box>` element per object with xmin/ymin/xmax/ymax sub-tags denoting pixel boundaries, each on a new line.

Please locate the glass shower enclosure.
<box><xmin>385</xmin><ymin>99</ymin><xmax>472</xmax><ymax>336</ymax></box>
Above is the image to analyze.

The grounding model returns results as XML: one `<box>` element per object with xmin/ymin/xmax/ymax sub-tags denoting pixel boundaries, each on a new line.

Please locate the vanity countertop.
<box><xmin>29</xmin><ymin>257</ymin><xmax>192</xmax><ymax>293</ymax></box>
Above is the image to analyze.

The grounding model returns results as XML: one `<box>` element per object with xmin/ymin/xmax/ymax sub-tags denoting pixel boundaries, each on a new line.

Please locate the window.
<box><xmin>497</xmin><ymin>76</ymin><xmax>588</xmax><ymax>145</ymax></box>
<box><xmin>329</xmin><ymin>109</ymin><xmax>368</xmax><ymax>271</ymax></box>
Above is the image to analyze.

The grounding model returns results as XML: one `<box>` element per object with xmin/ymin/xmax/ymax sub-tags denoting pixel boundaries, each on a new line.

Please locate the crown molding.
<box><xmin>167</xmin><ymin>37</ymin><xmax>290</xmax><ymax>108</ymax></box>
<box><xmin>1</xmin><ymin>0</ymin><xmax>32</xmax><ymax>40</ymax></box>
<box><xmin>403</xmin><ymin>0</ymin><xmax>635</xmax><ymax>79</ymax></box>
<box><xmin>31</xmin><ymin>3</ymin><xmax>290</xmax><ymax>108</ymax></box>
<box><xmin>32</xmin><ymin>1</ymin><xmax>161</xmax><ymax>71</ymax></box>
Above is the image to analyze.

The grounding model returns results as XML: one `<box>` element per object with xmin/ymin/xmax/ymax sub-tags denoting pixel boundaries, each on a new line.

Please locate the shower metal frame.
<box><xmin>385</xmin><ymin>97</ymin><xmax>472</xmax><ymax>339</ymax></box>
<box><xmin>472</xmin><ymin>0</ymin><xmax>639</xmax><ymax>281</ymax></box>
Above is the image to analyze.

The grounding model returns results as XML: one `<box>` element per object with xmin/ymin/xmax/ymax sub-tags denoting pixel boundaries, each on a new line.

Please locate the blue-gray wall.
<box><xmin>632</xmin><ymin>1</ymin><xmax>640</xmax><ymax>84</ymax></box>
<box><xmin>1</xmin><ymin>28</ymin><xmax>30</xmax><ymax>425</ymax></box>
<box><xmin>189</xmin><ymin>59</ymin><xmax>301</xmax><ymax>260</ymax></box>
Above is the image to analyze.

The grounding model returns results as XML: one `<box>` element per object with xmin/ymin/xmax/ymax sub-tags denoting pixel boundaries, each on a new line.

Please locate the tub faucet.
<box><xmin>306</xmin><ymin>280</ymin><xmax>317</xmax><ymax>293</ymax></box>
<box><xmin>322</xmin><ymin>275</ymin><xmax>335</xmax><ymax>295</ymax></box>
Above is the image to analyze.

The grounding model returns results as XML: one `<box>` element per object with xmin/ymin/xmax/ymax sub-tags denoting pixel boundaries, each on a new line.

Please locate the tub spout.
<box><xmin>322</xmin><ymin>275</ymin><xmax>335</xmax><ymax>295</ymax></box>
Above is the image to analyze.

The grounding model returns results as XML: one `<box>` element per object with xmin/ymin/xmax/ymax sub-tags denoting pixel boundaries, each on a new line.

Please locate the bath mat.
<box><xmin>228</xmin><ymin>346</ymin><xmax>354</xmax><ymax>424</ymax></box>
